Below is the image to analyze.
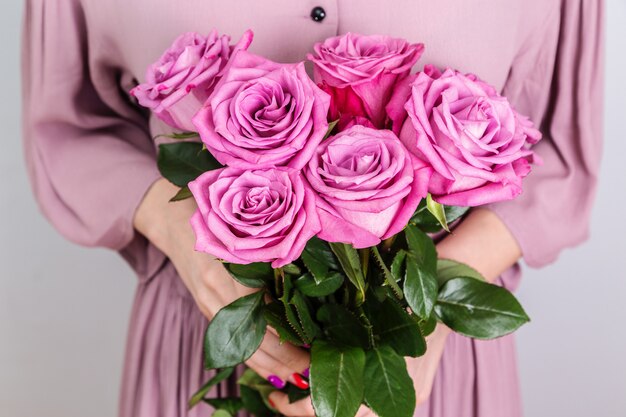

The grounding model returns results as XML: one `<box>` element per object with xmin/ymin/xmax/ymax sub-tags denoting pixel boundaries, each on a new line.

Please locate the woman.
<box><xmin>21</xmin><ymin>1</ymin><xmax>604</xmax><ymax>416</ymax></box>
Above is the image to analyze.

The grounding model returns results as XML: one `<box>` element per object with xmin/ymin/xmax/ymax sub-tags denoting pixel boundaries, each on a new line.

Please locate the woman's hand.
<box><xmin>133</xmin><ymin>178</ymin><xmax>311</xmax><ymax>413</ymax></box>
<box><xmin>401</xmin><ymin>208</ymin><xmax>522</xmax><ymax>408</ymax></box>
<box><xmin>267</xmin><ymin>394</ymin><xmax>375</xmax><ymax>417</ymax></box>
<box><xmin>268</xmin><ymin>324</ymin><xmax>450</xmax><ymax>416</ymax></box>
<box><xmin>407</xmin><ymin>324</ymin><xmax>451</xmax><ymax>406</ymax></box>
<box><xmin>134</xmin><ymin>178</ymin><xmax>251</xmax><ymax>313</ymax></box>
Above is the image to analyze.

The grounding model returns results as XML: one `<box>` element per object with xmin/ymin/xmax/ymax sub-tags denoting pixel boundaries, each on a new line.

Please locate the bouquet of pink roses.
<box><xmin>132</xmin><ymin>29</ymin><xmax>540</xmax><ymax>417</ymax></box>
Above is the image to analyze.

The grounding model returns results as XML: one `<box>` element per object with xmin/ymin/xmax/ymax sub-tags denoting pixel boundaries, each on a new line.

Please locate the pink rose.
<box><xmin>131</xmin><ymin>30</ymin><xmax>253</xmax><ymax>131</ymax></box>
<box><xmin>305</xmin><ymin>125</ymin><xmax>429</xmax><ymax>248</ymax></box>
<box><xmin>307</xmin><ymin>33</ymin><xmax>424</xmax><ymax>129</ymax></box>
<box><xmin>188</xmin><ymin>167</ymin><xmax>321</xmax><ymax>268</ymax></box>
<box><xmin>193</xmin><ymin>51</ymin><xmax>330</xmax><ymax>170</ymax></box>
<box><xmin>318</xmin><ymin>82</ymin><xmax>376</xmax><ymax>131</ymax></box>
<box><xmin>389</xmin><ymin>65</ymin><xmax>542</xmax><ymax>206</ymax></box>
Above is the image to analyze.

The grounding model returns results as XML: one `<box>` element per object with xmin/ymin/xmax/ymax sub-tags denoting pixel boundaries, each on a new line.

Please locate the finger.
<box><xmin>266</xmin><ymin>325</ymin><xmax>280</xmax><ymax>338</ymax></box>
<box><xmin>264</xmin><ymin>326</ymin><xmax>312</xmax><ymax>352</ymax></box>
<box><xmin>355</xmin><ymin>405</ymin><xmax>375</xmax><ymax>417</ymax></box>
<box><xmin>268</xmin><ymin>391</ymin><xmax>316</xmax><ymax>417</ymax></box>
<box><xmin>260</xmin><ymin>332</ymin><xmax>310</xmax><ymax>376</ymax></box>
<box><xmin>245</xmin><ymin>343</ymin><xmax>309</xmax><ymax>389</ymax></box>
<box><xmin>194</xmin><ymin>276</ymin><xmax>248</xmax><ymax>318</ymax></box>
<box><xmin>245</xmin><ymin>349</ymin><xmax>295</xmax><ymax>388</ymax></box>
<box><xmin>251</xmin><ymin>332</ymin><xmax>309</xmax><ymax>389</ymax></box>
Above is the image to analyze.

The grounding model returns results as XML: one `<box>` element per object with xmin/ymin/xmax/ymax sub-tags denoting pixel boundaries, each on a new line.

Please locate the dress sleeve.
<box><xmin>485</xmin><ymin>0</ymin><xmax>605</xmax><ymax>268</ymax></box>
<box><xmin>22</xmin><ymin>0</ymin><xmax>162</xmax><ymax>251</ymax></box>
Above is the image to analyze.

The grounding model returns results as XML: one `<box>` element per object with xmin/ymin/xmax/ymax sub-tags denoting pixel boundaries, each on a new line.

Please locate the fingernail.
<box><xmin>302</xmin><ymin>367</ymin><xmax>310</xmax><ymax>378</ymax></box>
<box><xmin>292</xmin><ymin>373</ymin><xmax>309</xmax><ymax>389</ymax></box>
<box><xmin>302</xmin><ymin>343</ymin><xmax>311</xmax><ymax>349</ymax></box>
<box><xmin>267</xmin><ymin>375</ymin><xmax>286</xmax><ymax>389</ymax></box>
<box><xmin>268</xmin><ymin>397</ymin><xmax>276</xmax><ymax>408</ymax></box>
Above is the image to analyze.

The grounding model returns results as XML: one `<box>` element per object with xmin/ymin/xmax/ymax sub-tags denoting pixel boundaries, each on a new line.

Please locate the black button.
<box><xmin>310</xmin><ymin>6</ymin><xmax>326</xmax><ymax>22</ymax></box>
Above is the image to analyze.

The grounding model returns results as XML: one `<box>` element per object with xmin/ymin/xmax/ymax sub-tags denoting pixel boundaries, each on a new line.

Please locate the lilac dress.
<box><xmin>21</xmin><ymin>1</ymin><xmax>604</xmax><ymax>416</ymax></box>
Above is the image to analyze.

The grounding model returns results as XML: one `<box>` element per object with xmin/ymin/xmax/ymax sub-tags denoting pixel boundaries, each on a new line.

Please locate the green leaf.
<box><xmin>287</xmin><ymin>304</ymin><xmax>310</xmax><ymax>343</ymax></box>
<box><xmin>403</xmin><ymin>225</ymin><xmax>438</xmax><ymax>319</ymax></box>
<box><xmin>302</xmin><ymin>237</ymin><xmax>340</xmax><ymax>284</ymax></box>
<box><xmin>204</xmin><ymin>292</ymin><xmax>266</xmax><ymax>368</ymax></box>
<box><xmin>285</xmin><ymin>305</ymin><xmax>309</xmax><ymax>342</ymax></box>
<box><xmin>238</xmin><ymin>369</ymin><xmax>276</xmax><ymax>415</ymax></box>
<box><xmin>426</xmin><ymin>194</ymin><xmax>449</xmax><ymax>232</ymax></box>
<box><xmin>403</xmin><ymin>257</ymin><xmax>438</xmax><ymax>320</ymax></box>
<box><xmin>363</xmin><ymin>346</ymin><xmax>416</xmax><ymax>417</ymax></box>
<box><xmin>410</xmin><ymin>201</ymin><xmax>469</xmax><ymax>233</ymax></box>
<box><xmin>203</xmin><ymin>398</ymin><xmax>244</xmax><ymax>415</ymax></box>
<box><xmin>158</xmin><ymin>142</ymin><xmax>222</xmax><ymax>187</ymax></box>
<box><xmin>371</xmin><ymin>246</ymin><xmax>403</xmax><ymax>300</ymax></box>
<box><xmin>329</xmin><ymin>242</ymin><xmax>367</xmax><ymax>304</ymax></box>
<box><xmin>404</xmin><ymin>225</ymin><xmax>437</xmax><ymax>273</ymax></box>
<box><xmin>237</xmin><ymin>368</ymin><xmax>268</xmax><ymax>388</ymax></box>
<box><xmin>282</xmin><ymin>263</ymin><xmax>302</xmax><ymax>276</ymax></box>
<box><xmin>360</xmin><ymin>248</ymin><xmax>370</xmax><ymax>278</ymax></box>
<box><xmin>436</xmin><ymin>259</ymin><xmax>485</xmax><ymax>287</ymax></box>
<box><xmin>372</xmin><ymin>285</ymin><xmax>390</xmax><ymax>303</ymax></box>
<box><xmin>290</xmin><ymin>290</ymin><xmax>320</xmax><ymax>341</ymax></box>
<box><xmin>294</xmin><ymin>272</ymin><xmax>344</xmax><ymax>297</ymax></box>
<box><xmin>239</xmin><ymin>386</ymin><xmax>273</xmax><ymax>416</ymax></box>
<box><xmin>169</xmin><ymin>185</ymin><xmax>193</xmax><ymax>202</ymax></box>
<box><xmin>324</xmin><ymin>119</ymin><xmax>340</xmax><ymax>139</ymax></box>
<box><xmin>390</xmin><ymin>250</ymin><xmax>407</xmax><ymax>282</ymax></box>
<box><xmin>280</xmin><ymin>271</ymin><xmax>295</xmax><ymax>301</ymax></box>
<box><xmin>227</xmin><ymin>263</ymin><xmax>273</xmax><ymax>289</ymax></box>
<box><xmin>435</xmin><ymin>277</ymin><xmax>530</xmax><ymax>339</ymax></box>
<box><xmin>317</xmin><ymin>304</ymin><xmax>370</xmax><ymax>348</ymax></box>
<box><xmin>279</xmin><ymin>275</ymin><xmax>310</xmax><ymax>343</ymax></box>
<box><xmin>211</xmin><ymin>410</ymin><xmax>233</xmax><ymax>417</ymax></box>
<box><xmin>188</xmin><ymin>367</ymin><xmax>234</xmax><ymax>409</ymax></box>
<box><xmin>305</xmin><ymin>237</ymin><xmax>341</xmax><ymax>270</ymax></box>
<box><xmin>301</xmin><ymin>252</ymin><xmax>330</xmax><ymax>284</ymax></box>
<box><xmin>369</xmin><ymin>299</ymin><xmax>426</xmax><ymax>357</ymax></box>
<box><xmin>263</xmin><ymin>303</ymin><xmax>304</xmax><ymax>346</ymax></box>
<box><xmin>286</xmin><ymin>384</ymin><xmax>310</xmax><ymax>403</ymax></box>
<box><xmin>418</xmin><ymin>314</ymin><xmax>437</xmax><ymax>337</ymax></box>
<box><xmin>154</xmin><ymin>131</ymin><xmax>200</xmax><ymax>140</ymax></box>
<box><xmin>310</xmin><ymin>341</ymin><xmax>366</xmax><ymax>417</ymax></box>
<box><xmin>445</xmin><ymin>205</ymin><xmax>470</xmax><ymax>223</ymax></box>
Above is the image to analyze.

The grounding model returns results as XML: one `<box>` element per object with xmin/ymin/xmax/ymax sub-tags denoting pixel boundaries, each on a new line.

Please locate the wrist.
<box><xmin>428</xmin><ymin>322</ymin><xmax>451</xmax><ymax>344</ymax></box>
<box><xmin>133</xmin><ymin>177</ymin><xmax>196</xmax><ymax>256</ymax></box>
<box><xmin>435</xmin><ymin>208</ymin><xmax>521</xmax><ymax>283</ymax></box>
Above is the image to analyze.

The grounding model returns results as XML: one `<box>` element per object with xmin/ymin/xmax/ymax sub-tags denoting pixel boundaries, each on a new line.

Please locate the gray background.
<box><xmin>1</xmin><ymin>1</ymin><xmax>625</xmax><ymax>416</ymax></box>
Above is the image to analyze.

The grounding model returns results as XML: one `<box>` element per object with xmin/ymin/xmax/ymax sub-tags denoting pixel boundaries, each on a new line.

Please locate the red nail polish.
<box><xmin>268</xmin><ymin>398</ymin><xmax>276</xmax><ymax>408</ymax></box>
<box><xmin>292</xmin><ymin>373</ymin><xmax>310</xmax><ymax>389</ymax></box>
